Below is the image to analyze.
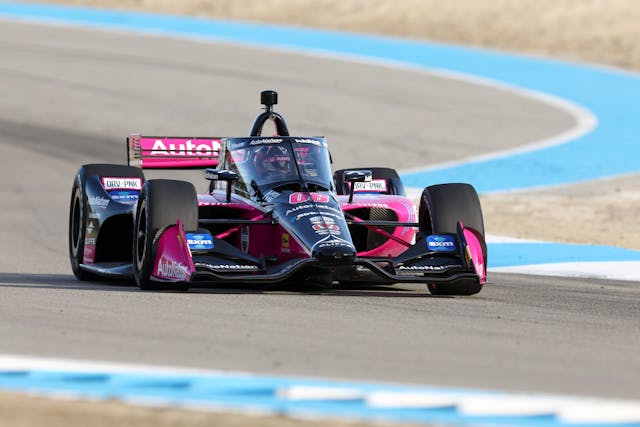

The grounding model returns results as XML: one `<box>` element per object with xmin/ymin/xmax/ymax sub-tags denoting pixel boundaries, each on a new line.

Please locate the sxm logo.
<box><xmin>427</xmin><ymin>235</ymin><xmax>457</xmax><ymax>252</ymax></box>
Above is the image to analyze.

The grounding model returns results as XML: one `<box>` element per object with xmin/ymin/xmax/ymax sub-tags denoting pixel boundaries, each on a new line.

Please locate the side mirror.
<box><xmin>205</xmin><ymin>169</ymin><xmax>238</xmax><ymax>202</ymax></box>
<box><xmin>343</xmin><ymin>170</ymin><xmax>372</xmax><ymax>203</ymax></box>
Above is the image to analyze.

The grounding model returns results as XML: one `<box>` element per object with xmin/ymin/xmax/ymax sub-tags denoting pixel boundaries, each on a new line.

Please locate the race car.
<box><xmin>69</xmin><ymin>90</ymin><xmax>487</xmax><ymax>295</ymax></box>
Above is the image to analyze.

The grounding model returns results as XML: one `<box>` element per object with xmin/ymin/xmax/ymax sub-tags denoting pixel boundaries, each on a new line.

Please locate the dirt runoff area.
<box><xmin>0</xmin><ymin>391</ymin><xmax>402</xmax><ymax>427</ymax></box>
<box><xmin>27</xmin><ymin>0</ymin><xmax>640</xmax><ymax>250</ymax></box>
<box><xmin>27</xmin><ymin>0</ymin><xmax>640</xmax><ymax>71</ymax></box>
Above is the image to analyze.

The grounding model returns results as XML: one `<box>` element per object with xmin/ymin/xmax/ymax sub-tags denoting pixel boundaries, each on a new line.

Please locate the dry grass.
<box><xmin>30</xmin><ymin>0</ymin><xmax>640</xmax><ymax>70</ymax></box>
<box><xmin>481</xmin><ymin>174</ymin><xmax>640</xmax><ymax>249</ymax></box>
<box><xmin>0</xmin><ymin>391</ymin><xmax>399</xmax><ymax>427</ymax></box>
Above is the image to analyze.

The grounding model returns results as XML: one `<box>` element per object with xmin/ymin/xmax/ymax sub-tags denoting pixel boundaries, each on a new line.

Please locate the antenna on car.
<box><xmin>250</xmin><ymin>90</ymin><xmax>289</xmax><ymax>136</ymax></box>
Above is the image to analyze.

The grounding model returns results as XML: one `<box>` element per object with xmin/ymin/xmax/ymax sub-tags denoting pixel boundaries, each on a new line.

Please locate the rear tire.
<box><xmin>333</xmin><ymin>167</ymin><xmax>405</xmax><ymax>196</ymax></box>
<box><xmin>68</xmin><ymin>164</ymin><xmax>144</xmax><ymax>281</ymax></box>
<box><xmin>418</xmin><ymin>183</ymin><xmax>485</xmax><ymax>296</ymax></box>
<box><xmin>69</xmin><ymin>178</ymin><xmax>99</xmax><ymax>281</ymax></box>
<box><xmin>133</xmin><ymin>179</ymin><xmax>198</xmax><ymax>291</ymax></box>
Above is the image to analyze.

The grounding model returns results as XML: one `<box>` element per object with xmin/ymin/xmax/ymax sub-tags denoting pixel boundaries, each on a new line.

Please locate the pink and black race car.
<box><xmin>69</xmin><ymin>91</ymin><xmax>487</xmax><ymax>294</ymax></box>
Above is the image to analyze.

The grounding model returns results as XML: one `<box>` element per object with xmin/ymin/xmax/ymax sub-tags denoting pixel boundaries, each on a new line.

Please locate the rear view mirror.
<box><xmin>344</xmin><ymin>170</ymin><xmax>372</xmax><ymax>203</ymax></box>
<box><xmin>343</xmin><ymin>170</ymin><xmax>372</xmax><ymax>183</ymax></box>
<box><xmin>205</xmin><ymin>169</ymin><xmax>238</xmax><ymax>202</ymax></box>
<box><xmin>205</xmin><ymin>169</ymin><xmax>238</xmax><ymax>182</ymax></box>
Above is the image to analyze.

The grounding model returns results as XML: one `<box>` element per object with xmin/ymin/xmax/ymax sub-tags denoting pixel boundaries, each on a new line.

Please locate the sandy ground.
<box><xmin>0</xmin><ymin>392</ymin><xmax>402</xmax><ymax>427</ymax></box>
<box><xmin>4</xmin><ymin>1</ymin><xmax>640</xmax><ymax>425</ymax></box>
<box><xmin>482</xmin><ymin>174</ymin><xmax>640</xmax><ymax>248</ymax></box>
<box><xmin>29</xmin><ymin>0</ymin><xmax>640</xmax><ymax>71</ymax></box>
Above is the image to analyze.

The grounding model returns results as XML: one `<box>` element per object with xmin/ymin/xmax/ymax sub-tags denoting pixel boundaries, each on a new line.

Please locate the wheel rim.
<box><xmin>135</xmin><ymin>200</ymin><xmax>147</xmax><ymax>269</ymax></box>
<box><xmin>71</xmin><ymin>188</ymin><xmax>82</xmax><ymax>256</ymax></box>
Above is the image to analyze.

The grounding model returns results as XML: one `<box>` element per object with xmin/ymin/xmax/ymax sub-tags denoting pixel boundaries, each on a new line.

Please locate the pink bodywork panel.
<box><xmin>152</xmin><ymin>220</ymin><xmax>195</xmax><ymax>282</ymax></box>
<box><xmin>128</xmin><ymin>135</ymin><xmax>221</xmax><ymax>169</ymax></box>
<box><xmin>463</xmin><ymin>227</ymin><xmax>487</xmax><ymax>284</ymax></box>
<box><xmin>338</xmin><ymin>194</ymin><xmax>418</xmax><ymax>258</ymax></box>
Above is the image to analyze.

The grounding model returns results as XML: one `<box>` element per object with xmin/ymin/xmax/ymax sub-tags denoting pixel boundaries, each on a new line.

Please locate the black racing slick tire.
<box><xmin>133</xmin><ymin>179</ymin><xmax>198</xmax><ymax>291</ymax></box>
<box><xmin>333</xmin><ymin>167</ymin><xmax>406</xmax><ymax>196</ymax></box>
<box><xmin>418</xmin><ymin>183</ymin><xmax>485</xmax><ymax>296</ymax></box>
<box><xmin>69</xmin><ymin>176</ymin><xmax>99</xmax><ymax>281</ymax></box>
<box><xmin>68</xmin><ymin>164</ymin><xmax>144</xmax><ymax>281</ymax></box>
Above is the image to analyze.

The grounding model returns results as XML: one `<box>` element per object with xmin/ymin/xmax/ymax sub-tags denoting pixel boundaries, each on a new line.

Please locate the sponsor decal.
<box><xmin>85</xmin><ymin>218</ymin><xmax>98</xmax><ymax>236</ymax></box>
<box><xmin>309</xmin><ymin>215</ymin><xmax>335</xmax><ymax>224</ymax></box>
<box><xmin>83</xmin><ymin>244</ymin><xmax>95</xmax><ymax>264</ymax></box>
<box><xmin>109</xmin><ymin>190</ymin><xmax>139</xmax><ymax>204</ymax></box>
<box><xmin>285</xmin><ymin>203</ymin><xmax>313</xmax><ymax>216</ymax></box>
<box><xmin>281</xmin><ymin>233</ymin><xmax>290</xmax><ymax>249</ymax></box>
<box><xmin>427</xmin><ymin>235</ymin><xmax>457</xmax><ymax>252</ymax></box>
<box><xmin>264</xmin><ymin>190</ymin><xmax>280</xmax><ymax>202</ymax></box>
<box><xmin>186</xmin><ymin>233</ymin><xmax>214</xmax><ymax>250</ymax></box>
<box><xmin>287</xmin><ymin>203</ymin><xmax>344</xmax><ymax>223</ymax></box>
<box><xmin>288</xmin><ymin>192</ymin><xmax>330</xmax><ymax>204</ymax></box>
<box><xmin>199</xmin><ymin>201</ymin><xmax>235</xmax><ymax>206</ymax></box>
<box><xmin>397</xmin><ymin>264</ymin><xmax>463</xmax><ymax>274</ymax></box>
<box><xmin>156</xmin><ymin>256</ymin><xmax>190</xmax><ymax>280</ymax></box>
<box><xmin>101</xmin><ymin>177</ymin><xmax>142</xmax><ymax>190</ymax></box>
<box><xmin>310</xmin><ymin>216</ymin><xmax>341</xmax><ymax>235</ymax></box>
<box><xmin>352</xmin><ymin>179</ymin><xmax>387</xmax><ymax>193</ymax></box>
<box><xmin>318</xmin><ymin>204</ymin><xmax>343</xmax><ymax>215</ymax></box>
<box><xmin>88</xmin><ymin>195</ymin><xmax>109</xmax><ymax>208</ymax></box>
<box><xmin>314</xmin><ymin>241</ymin><xmax>352</xmax><ymax>250</ymax></box>
<box><xmin>293</xmin><ymin>210</ymin><xmax>340</xmax><ymax>222</ymax></box>
<box><xmin>211</xmin><ymin>264</ymin><xmax>259</xmax><ymax>271</ymax></box>
<box><xmin>249</xmin><ymin>138</ymin><xmax>282</xmax><ymax>145</ymax></box>
<box><xmin>150</xmin><ymin>139</ymin><xmax>220</xmax><ymax>156</ymax></box>
<box><xmin>312</xmin><ymin>236</ymin><xmax>354</xmax><ymax>251</ymax></box>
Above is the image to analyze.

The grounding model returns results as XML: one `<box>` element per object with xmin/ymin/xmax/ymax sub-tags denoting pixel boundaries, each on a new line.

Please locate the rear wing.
<box><xmin>127</xmin><ymin>134</ymin><xmax>221</xmax><ymax>169</ymax></box>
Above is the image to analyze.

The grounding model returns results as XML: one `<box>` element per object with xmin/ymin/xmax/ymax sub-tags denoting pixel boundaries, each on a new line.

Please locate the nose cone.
<box><xmin>312</xmin><ymin>243</ymin><xmax>356</xmax><ymax>266</ymax></box>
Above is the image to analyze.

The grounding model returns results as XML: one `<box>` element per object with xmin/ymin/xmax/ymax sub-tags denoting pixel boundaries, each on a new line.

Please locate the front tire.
<box><xmin>133</xmin><ymin>179</ymin><xmax>198</xmax><ymax>291</ymax></box>
<box><xmin>419</xmin><ymin>183</ymin><xmax>485</xmax><ymax>296</ymax></box>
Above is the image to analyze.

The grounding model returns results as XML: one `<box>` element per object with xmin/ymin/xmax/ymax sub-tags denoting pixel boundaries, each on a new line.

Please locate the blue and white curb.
<box><xmin>487</xmin><ymin>235</ymin><xmax>640</xmax><ymax>282</ymax></box>
<box><xmin>2</xmin><ymin>355</ymin><xmax>640</xmax><ymax>426</ymax></box>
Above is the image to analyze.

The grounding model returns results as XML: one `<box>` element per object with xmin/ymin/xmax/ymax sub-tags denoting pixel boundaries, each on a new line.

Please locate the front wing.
<box><xmin>149</xmin><ymin>219</ymin><xmax>486</xmax><ymax>286</ymax></box>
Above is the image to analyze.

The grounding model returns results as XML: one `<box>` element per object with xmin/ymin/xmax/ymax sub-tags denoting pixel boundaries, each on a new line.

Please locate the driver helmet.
<box><xmin>254</xmin><ymin>145</ymin><xmax>292</xmax><ymax>177</ymax></box>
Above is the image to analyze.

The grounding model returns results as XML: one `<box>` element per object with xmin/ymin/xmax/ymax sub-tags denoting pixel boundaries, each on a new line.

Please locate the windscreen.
<box><xmin>224</xmin><ymin>137</ymin><xmax>333</xmax><ymax>198</ymax></box>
